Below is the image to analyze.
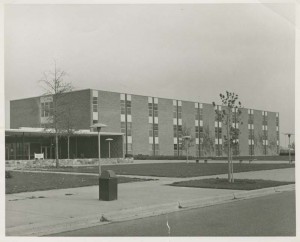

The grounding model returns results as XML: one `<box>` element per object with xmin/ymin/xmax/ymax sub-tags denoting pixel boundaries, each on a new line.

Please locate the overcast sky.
<box><xmin>4</xmin><ymin>3</ymin><xmax>295</xmax><ymax>146</ymax></box>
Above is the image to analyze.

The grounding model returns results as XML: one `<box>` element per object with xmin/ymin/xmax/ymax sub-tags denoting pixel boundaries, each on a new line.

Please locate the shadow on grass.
<box><xmin>170</xmin><ymin>178</ymin><xmax>295</xmax><ymax>190</ymax></box>
<box><xmin>5</xmin><ymin>171</ymin><xmax>155</xmax><ymax>194</ymax></box>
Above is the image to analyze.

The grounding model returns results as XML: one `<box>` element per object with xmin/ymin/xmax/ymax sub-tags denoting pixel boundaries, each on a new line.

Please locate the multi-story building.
<box><xmin>7</xmin><ymin>89</ymin><xmax>280</xmax><ymax>159</ymax></box>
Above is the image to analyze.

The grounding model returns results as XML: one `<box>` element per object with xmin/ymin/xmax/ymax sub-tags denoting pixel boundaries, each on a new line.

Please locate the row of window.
<box><xmin>173</xmin><ymin>100</ymin><xmax>183</xmax><ymax>156</ymax></box>
<box><xmin>41</xmin><ymin>101</ymin><xmax>53</xmax><ymax>117</ymax></box>
<box><xmin>195</xmin><ymin>103</ymin><xmax>204</xmax><ymax>158</ymax></box>
<box><xmin>92</xmin><ymin>91</ymin><xmax>98</xmax><ymax>124</ymax></box>
<box><xmin>148</xmin><ymin>97</ymin><xmax>159</xmax><ymax>155</ymax></box>
<box><xmin>120</xmin><ymin>94</ymin><xmax>133</xmax><ymax>155</ymax></box>
<box><xmin>149</xmin><ymin>124</ymin><xmax>159</xmax><ymax>137</ymax></box>
<box><xmin>215</xmin><ymin>107</ymin><xmax>222</xmax><ymax>149</ymax></box>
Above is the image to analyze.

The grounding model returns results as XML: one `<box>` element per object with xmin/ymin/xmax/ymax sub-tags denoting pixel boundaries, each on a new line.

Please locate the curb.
<box><xmin>6</xmin><ymin>183</ymin><xmax>295</xmax><ymax>236</ymax></box>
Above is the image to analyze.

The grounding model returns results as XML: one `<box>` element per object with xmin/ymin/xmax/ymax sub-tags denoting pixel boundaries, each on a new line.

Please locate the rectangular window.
<box><xmin>248</xmin><ymin>129</ymin><xmax>253</xmax><ymax>139</ymax></box>
<box><xmin>41</xmin><ymin>100</ymin><xmax>54</xmax><ymax>118</ymax></box>
<box><xmin>215</xmin><ymin>127</ymin><xmax>222</xmax><ymax>138</ymax></box>
<box><xmin>195</xmin><ymin>109</ymin><xmax>199</xmax><ymax>120</ymax></box>
<box><xmin>173</xmin><ymin>125</ymin><xmax>177</xmax><ymax>138</ymax></box>
<box><xmin>153</xmin><ymin>124</ymin><xmax>159</xmax><ymax>137</ymax></box>
<box><xmin>127</xmin><ymin>144</ymin><xmax>133</xmax><ymax>153</ymax></box>
<box><xmin>148</xmin><ymin>103</ymin><xmax>153</xmax><ymax>116</ymax></box>
<box><xmin>199</xmin><ymin>108</ymin><xmax>203</xmax><ymax>121</ymax></box>
<box><xmin>92</xmin><ymin>97</ymin><xmax>97</xmax><ymax>104</ymax></box>
<box><xmin>153</xmin><ymin>103</ymin><xmax>158</xmax><ymax>117</ymax></box>
<box><xmin>121</xmin><ymin>122</ymin><xmax>126</xmax><ymax>134</ymax></box>
<box><xmin>264</xmin><ymin>130</ymin><xmax>268</xmax><ymax>140</ymax></box>
<box><xmin>127</xmin><ymin>123</ymin><xmax>132</xmax><ymax>136</ymax></box>
<box><xmin>173</xmin><ymin>105</ymin><xmax>177</xmax><ymax>119</ymax></box>
<box><xmin>120</xmin><ymin>100</ymin><xmax>126</xmax><ymax>114</ymax></box>
<box><xmin>177</xmin><ymin>125</ymin><xmax>182</xmax><ymax>138</ymax></box>
<box><xmin>177</xmin><ymin>105</ymin><xmax>182</xmax><ymax>119</ymax></box>
<box><xmin>149</xmin><ymin>123</ymin><xmax>153</xmax><ymax>137</ymax></box>
<box><xmin>195</xmin><ymin>126</ymin><xmax>199</xmax><ymax>138</ymax></box>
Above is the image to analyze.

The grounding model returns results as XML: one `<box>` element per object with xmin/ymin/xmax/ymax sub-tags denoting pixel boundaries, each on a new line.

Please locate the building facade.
<box><xmin>9</xmin><ymin>89</ymin><xmax>280</xmax><ymax>158</ymax></box>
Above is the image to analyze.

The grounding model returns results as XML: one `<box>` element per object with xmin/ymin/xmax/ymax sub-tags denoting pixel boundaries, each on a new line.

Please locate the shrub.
<box><xmin>125</xmin><ymin>154</ymin><xmax>134</xmax><ymax>158</ymax></box>
<box><xmin>5</xmin><ymin>171</ymin><xmax>12</xmax><ymax>179</ymax></box>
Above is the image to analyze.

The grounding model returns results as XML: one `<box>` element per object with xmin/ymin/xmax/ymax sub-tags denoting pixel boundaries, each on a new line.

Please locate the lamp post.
<box><xmin>284</xmin><ymin>133</ymin><xmax>294</xmax><ymax>164</ymax></box>
<box><xmin>288</xmin><ymin>134</ymin><xmax>291</xmax><ymax>164</ymax></box>
<box><xmin>90</xmin><ymin>123</ymin><xmax>107</xmax><ymax>176</ymax></box>
<box><xmin>106</xmin><ymin>138</ymin><xmax>113</xmax><ymax>158</ymax></box>
<box><xmin>183</xmin><ymin>136</ymin><xmax>191</xmax><ymax>163</ymax></box>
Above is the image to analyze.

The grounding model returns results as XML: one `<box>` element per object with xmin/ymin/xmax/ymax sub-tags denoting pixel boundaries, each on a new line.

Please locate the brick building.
<box><xmin>7</xmin><ymin>89</ymin><xmax>280</xmax><ymax>159</ymax></box>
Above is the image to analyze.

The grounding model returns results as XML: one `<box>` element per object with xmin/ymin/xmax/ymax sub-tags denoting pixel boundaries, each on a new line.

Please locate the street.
<box><xmin>51</xmin><ymin>190</ymin><xmax>295</xmax><ymax>236</ymax></box>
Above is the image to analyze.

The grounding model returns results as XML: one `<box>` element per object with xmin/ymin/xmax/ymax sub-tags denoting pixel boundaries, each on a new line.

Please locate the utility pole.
<box><xmin>284</xmin><ymin>133</ymin><xmax>294</xmax><ymax>164</ymax></box>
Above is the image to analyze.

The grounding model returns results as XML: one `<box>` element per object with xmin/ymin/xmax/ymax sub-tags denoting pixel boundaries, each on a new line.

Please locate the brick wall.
<box><xmin>10</xmin><ymin>97</ymin><xmax>41</xmax><ymax>128</ymax></box>
<box><xmin>10</xmin><ymin>90</ymin><xmax>91</xmax><ymax>130</ymax></box>
<box><xmin>202</xmin><ymin>103</ymin><xmax>215</xmax><ymax>156</ymax></box>
<box><xmin>97</xmin><ymin>90</ymin><xmax>121</xmax><ymax>133</ymax></box>
<box><xmin>239</xmin><ymin>108</ymin><xmax>249</xmax><ymax>156</ymax></box>
<box><xmin>182</xmin><ymin>101</ymin><xmax>196</xmax><ymax>157</ymax></box>
<box><xmin>253</xmin><ymin>110</ymin><xmax>264</xmax><ymax>156</ymax></box>
<box><xmin>267</xmin><ymin>111</ymin><xmax>277</xmax><ymax>155</ymax></box>
<box><xmin>131</xmin><ymin>95</ymin><xmax>149</xmax><ymax>155</ymax></box>
<box><xmin>158</xmin><ymin>98</ymin><xmax>173</xmax><ymax>156</ymax></box>
<box><xmin>57</xmin><ymin>89</ymin><xmax>91</xmax><ymax>130</ymax></box>
<box><xmin>10</xmin><ymin>89</ymin><xmax>280</xmax><ymax>158</ymax></box>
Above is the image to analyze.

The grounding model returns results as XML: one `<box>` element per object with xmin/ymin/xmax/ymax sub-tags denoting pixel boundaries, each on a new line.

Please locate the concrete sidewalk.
<box><xmin>5</xmin><ymin>168</ymin><xmax>295</xmax><ymax>236</ymax></box>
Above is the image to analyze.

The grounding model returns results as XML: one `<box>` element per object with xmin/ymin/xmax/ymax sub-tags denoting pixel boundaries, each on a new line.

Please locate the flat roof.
<box><xmin>10</xmin><ymin>88</ymin><xmax>279</xmax><ymax>114</ymax></box>
<box><xmin>5</xmin><ymin>127</ymin><xmax>124</xmax><ymax>137</ymax></box>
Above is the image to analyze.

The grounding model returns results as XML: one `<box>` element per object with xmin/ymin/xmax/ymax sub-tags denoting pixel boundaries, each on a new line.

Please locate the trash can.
<box><xmin>99</xmin><ymin>170</ymin><xmax>118</xmax><ymax>201</ymax></box>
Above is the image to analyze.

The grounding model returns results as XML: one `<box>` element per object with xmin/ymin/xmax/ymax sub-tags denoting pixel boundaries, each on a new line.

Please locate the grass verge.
<box><xmin>170</xmin><ymin>178</ymin><xmax>294</xmax><ymax>190</ymax></box>
<box><xmin>26</xmin><ymin>163</ymin><xmax>295</xmax><ymax>178</ymax></box>
<box><xmin>5</xmin><ymin>171</ymin><xmax>154</xmax><ymax>194</ymax></box>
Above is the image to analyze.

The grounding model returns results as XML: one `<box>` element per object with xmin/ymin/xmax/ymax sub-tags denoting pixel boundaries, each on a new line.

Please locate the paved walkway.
<box><xmin>5</xmin><ymin>168</ymin><xmax>295</xmax><ymax>236</ymax></box>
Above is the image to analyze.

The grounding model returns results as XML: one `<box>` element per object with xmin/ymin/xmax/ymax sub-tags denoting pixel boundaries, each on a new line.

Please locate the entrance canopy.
<box><xmin>5</xmin><ymin>127</ymin><xmax>124</xmax><ymax>160</ymax></box>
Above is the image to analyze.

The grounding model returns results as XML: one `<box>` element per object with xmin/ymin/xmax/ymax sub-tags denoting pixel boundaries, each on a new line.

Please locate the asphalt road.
<box><xmin>51</xmin><ymin>191</ymin><xmax>295</xmax><ymax>237</ymax></box>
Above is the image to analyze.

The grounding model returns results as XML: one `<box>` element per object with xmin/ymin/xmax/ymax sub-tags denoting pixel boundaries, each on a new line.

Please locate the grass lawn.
<box><xmin>5</xmin><ymin>171</ymin><xmax>153</xmax><ymax>194</ymax></box>
<box><xmin>170</xmin><ymin>178</ymin><xmax>295</xmax><ymax>190</ymax></box>
<box><xmin>29</xmin><ymin>163</ymin><xmax>295</xmax><ymax>178</ymax></box>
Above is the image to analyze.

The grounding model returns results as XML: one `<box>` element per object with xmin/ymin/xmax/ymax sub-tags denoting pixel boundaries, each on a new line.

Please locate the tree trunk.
<box><xmin>231</xmin><ymin>149</ymin><xmax>234</xmax><ymax>182</ymax></box>
<box><xmin>67</xmin><ymin>136</ymin><xmax>70</xmax><ymax>159</ymax></box>
<box><xmin>55</xmin><ymin>134</ymin><xmax>59</xmax><ymax>168</ymax></box>
<box><xmin>227</xmin><ymin>116</ymin><xmax>231</xmax><ymax>182</ymax></box>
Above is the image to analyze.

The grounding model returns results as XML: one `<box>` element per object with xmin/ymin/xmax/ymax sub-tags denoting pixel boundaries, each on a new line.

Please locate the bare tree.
<box><xmin>291</xmin><ymin>141</ymin><xmax>295</xmax><ymax>150</ymax></box>
<box><xmin>60</xmin><ymin>104</ymin><xmax>75</xmax><ymax>159</ymax></box>
<box><xmin>268</xmin><ymin>135</ymin><xmax>277</xmax><ymax>155</ymax></box>
<box><xmin>39</xmin><ymin>61</ymin><xmax>73</xmax><ymax>167</ymax></box>
<box><xmin>257</xmin><ymin>133</ymin><xmax>265</xmax><ymax>155</ymax></box>
<box><xmin>202</xmin><ymin>126</ymin><xmax>215</xmax><ymax>157</ymax></box>
<box><xmin>213</xmin><ymin>91</ymin><xmax>242</xmax><ymax>183</ymax></box>
<box><xmin>180</xmin><ymin>124</ymin><xmax>195</xmax><ymax>157</ymax></box>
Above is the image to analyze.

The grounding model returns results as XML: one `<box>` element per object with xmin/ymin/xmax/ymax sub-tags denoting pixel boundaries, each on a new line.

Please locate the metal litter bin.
<box><xmin>99</xmin><ymin>170</ymin><xmax>118</xmax><ymax>201</ymax></box>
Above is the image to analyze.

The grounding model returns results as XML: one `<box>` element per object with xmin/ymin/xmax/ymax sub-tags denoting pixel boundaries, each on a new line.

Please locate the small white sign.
<box><xmin>34</xmin><ymin>153</ymin><xmax>44</xmax><ymax>160</ymax></box>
